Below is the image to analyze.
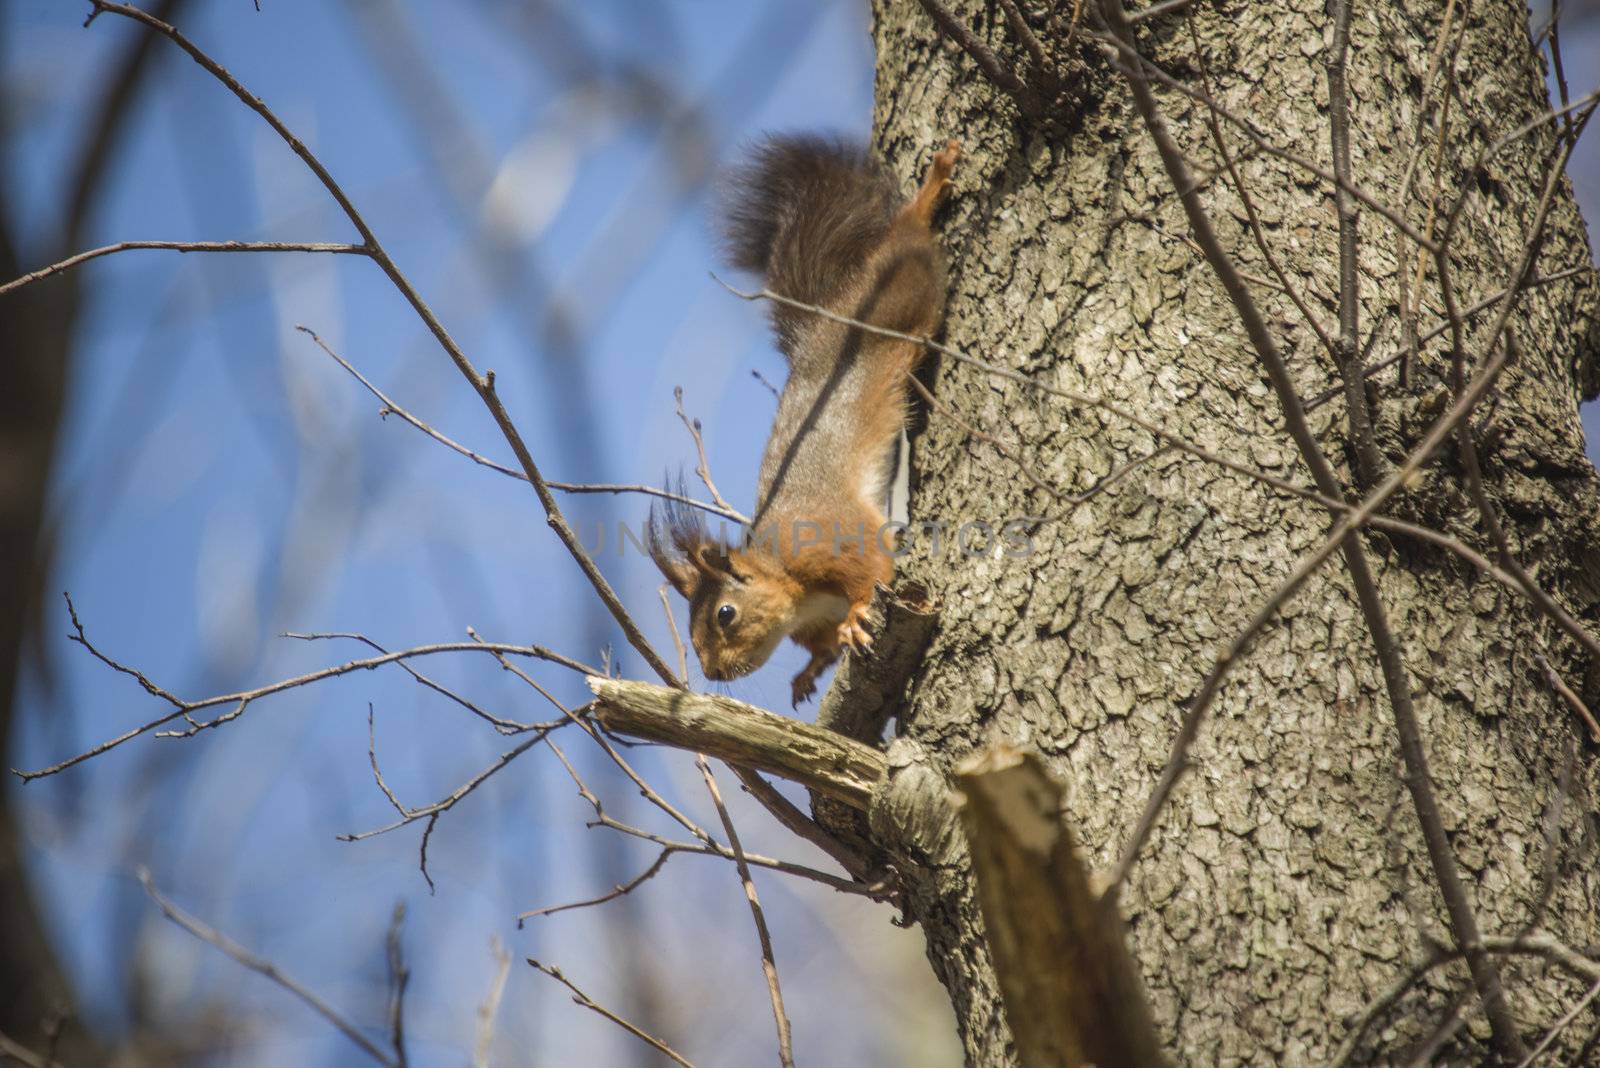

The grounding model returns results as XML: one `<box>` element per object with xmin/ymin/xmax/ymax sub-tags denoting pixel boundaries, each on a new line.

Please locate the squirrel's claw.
<box><xmin>791</xmin><ymin>643</ymin><xmax>845</xmax><ymax>707</ymax></box>
<box><xmin>837</xmin><ymin>604</ymin><xmax>876</xmax><ymax>655</ymax></box>
<box><xmin>790</xmin><ymin>668</ymin><xmax>820</xmax><ymax>708</ymax></box>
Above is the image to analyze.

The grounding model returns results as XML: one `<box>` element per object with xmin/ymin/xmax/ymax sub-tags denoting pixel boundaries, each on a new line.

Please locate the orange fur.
<box><xmin>653</xmin><ymin>138</ymin><xmax>960</xmax><ymax>707</ymax></box>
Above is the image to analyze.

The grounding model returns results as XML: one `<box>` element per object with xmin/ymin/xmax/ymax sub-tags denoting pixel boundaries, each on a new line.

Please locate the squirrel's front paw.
<box><xmin>837</xmin><ymin>603</ymin><xmax>876</xmax><ymax>654</ymax></box>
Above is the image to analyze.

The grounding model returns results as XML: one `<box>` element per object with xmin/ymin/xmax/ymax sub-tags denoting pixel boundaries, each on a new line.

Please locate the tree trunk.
<box><xmin>861</xmin><ymin>0</ymin><xmax>1600</xmax><ymax>1062</ymax></box>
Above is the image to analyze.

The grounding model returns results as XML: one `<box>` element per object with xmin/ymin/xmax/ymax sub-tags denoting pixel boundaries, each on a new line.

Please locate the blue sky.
<box><xmin>5</xmin><ymin>3</ymin><xmax>961</xmax><ymax>1065</ymax></box>
<box><xmin>3</xmin><ymin>2</ymin><xmax>1598</xmax><ymax>1065</ymax></box>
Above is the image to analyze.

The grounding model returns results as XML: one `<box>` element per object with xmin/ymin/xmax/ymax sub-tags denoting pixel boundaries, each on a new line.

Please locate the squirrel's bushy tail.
<box><xmin>721</xmin><ymin>135</ymin><xmax>898</xmax><ymax>317</ymax></box>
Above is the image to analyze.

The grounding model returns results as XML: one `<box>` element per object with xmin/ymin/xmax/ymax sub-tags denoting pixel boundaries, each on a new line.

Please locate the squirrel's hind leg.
<box><xmin>789</xmin><ymin>637</ymin><xmax>839</xmax><ymax>708</ymax></box>
<box><xmin>903</xmin><ymin>140</ymin><xmax>962</xmax><ymax>227</ymax></box>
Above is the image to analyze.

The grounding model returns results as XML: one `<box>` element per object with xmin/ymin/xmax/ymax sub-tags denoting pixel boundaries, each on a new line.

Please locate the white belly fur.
<box><xmin>788</xmin><ymin>590</ymin><xmax>850</xmax><ymax>637</ymax></box>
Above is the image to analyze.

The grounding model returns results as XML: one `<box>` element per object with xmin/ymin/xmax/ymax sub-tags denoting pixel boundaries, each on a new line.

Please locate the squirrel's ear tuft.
<box><xmin>647</xmin><ymin>481</ymin><xmax>736</xmax><ymax>596</ymax></box>
<box><xmin>646</xmin><ymin>501</ymin><xmax>698</xmax><ymax>599</ymax></box>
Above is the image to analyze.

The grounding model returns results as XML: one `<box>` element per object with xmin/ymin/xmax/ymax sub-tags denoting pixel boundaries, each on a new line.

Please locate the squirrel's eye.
<box><xmin>717</xmin><ymin>604</ymin><xmax>737</xmax><ymax>627</ymax></box>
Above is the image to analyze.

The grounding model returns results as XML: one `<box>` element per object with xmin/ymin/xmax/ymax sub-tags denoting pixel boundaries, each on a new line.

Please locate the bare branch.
<box><xmin>587</xmin><ymin>677</ymin><xmax>888</xmax><ymax>810</ymax></box>
<box><xmin>83</xmin><ymin>0</ymin><xmax>680</xmax><ymax>687</ymax></box>
<box><xmin>1391</xmin><ymin>0</ymin><xmax>1464</xmax><ymax>390</ymax></box>
<box><xmin>519</xmin><ymin>848</ymin><xmax>675</xmax><ymax>921</ymax></box>
<box><xmin>472</xmin><ymin>938</ymin><xmax>511</xmax><ymax>1068</ymax></box>
<box><xmin>674</xmin><ymin>387</ymin><xmax>748</xmax><ymax>522</ymax></box>
<box><xmin>18</xmin><ymin>604</ymin><xmax>588</xmax><ymax>781</ymax></box>
<box><xmin>1326</xmin><ymin>0</ymin><xmax>1383</xmax><ymax>485</ymax></box>
<box><xmin>914</xmin><ymin>0</ymin><xmax>1029</xmax><ymax>99</ymax></box>
<box><xmin>697</xmin><ymin>758</ymin><xmax>794</xmax><ymax>1068</ymax></box>
<box><xmin>480</xmin><ymin>640</ymin><xmax>721</xmax><ymax>847</ymax></box>
<box><xmin>956</xmin><ymin>747</ymin><xmax>1169</xmax><ymax>1068</ymax></box>
<box><xmin>997</xmin><ymin>0</ymin><xmax>1049</xmax><ymax>74</ymax></box>
<box><xmin>1514</xmin><ymin>975</ymin><xmax>1600</xmax><ymax>1067</ymax></box>
<box><xmin>1096</xmin><ymin>0</ymin><xmax>1524</xmax><ymax>1052</ymax></box>
<box><xmin>341</xmin><ymin>710</ymin><xmax>557</xmax><ymax>894</ymax></box>
<box><xmin>384</xmin><ymin>903</ymin><xmax>409</xmax><ymax>1068</ymax></box>
<box><xmin>288</xmin><ymin>630</ymin><xmax>566</xmax><ymax>735</ymax></box>
<box><xmin>659</xmin><ymin>587</ymin><xmax>690</xmax><ymax>685</ymax></box>
<box><xmin>527</xmin><ymin>960</ymin><xmax>696</xmax><ymax>1068</ymax></box>
<box><xmin>1536</xmin><ymin>654</ymin><xmax>1600</xmax><ymax>744</ymax></box>
<box><xmin>1333</xmin><ymin>933</ymin><xmax>1600</xmax><ymax>1067</ymax></box>
<box><xmin>0</xmin><ymin>240</ymin><xmax>367</xmax><ymax>297</ymax></box>
<box><xmin>0</xmin><ymin>1030</ymin><xmax>60</xmax><ymax>1068</ymax></box>
<box><xmin>299</xmin><ymin>326</ymin><xmax>744</xmax><ymax>524</ymax></box>
<box><xmin>490</xmin><ymin>624</ymin><xmax>877</xmax><ymax>882</ymax></box>
<box><xmin>517</xmin><ymin>752</ymin><xmax>881</xmax><ymax>914</ymax></box>
<box><xmin>139</xmin><ymin>869</ymin><xmax>399</xmax><ymax>1068</ymax></box>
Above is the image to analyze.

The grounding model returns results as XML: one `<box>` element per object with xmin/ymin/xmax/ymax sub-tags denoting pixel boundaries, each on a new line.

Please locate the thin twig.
<box><xmin>527</xmin><ymin>960</ymin><xmax>696</xmax><ymax>1068</ymax></box>
<box><xmin>0</xmin><ymin>239</ymin><xmax>366</xmax><ymax>297</ymax></box>
<box><xmin>660</xmin><ymin>587</ymin><xmax>690</xmax><ymax>684</ymax></box>
<box><xmin>531</xmin><ymin>733</ymin><xmax>880</xmax><ymax>908</ymax></box>
<box><xmin>83</xmin><ymin>0</ymin><xmax>681</xmax><ymax>689</ymax></box>
<box><xmin>1548</xmin><ymin>1</ymin><xmax>1575</xmax><ymax>149</ymax></box>
<box><xmin>384</xmin><ymin>902</ymin><xmax>409</xmax><ymax>1068</ymax></box>
<box><xmin>1326</xmin><ymin>0</ymin><xmax>1383</xmax><ymax>485</ymax></box>
<box><xmin>713</xmin><ymin>280</ymin><xmax>1600</xmax><ymax>673</ymax></box>
<box><xmin>673</xmin><ymin>386</ymin><xmax>746</xmax><ymax>521</ymax></box>
<box><xmin>1515</xmin><ymin>975</ymin><xmax>1600</xmax><ymax>1067</ymax></box>
<box><xmin>477</xmin><ymin>637</ymin><xmax>718</xmax><ymax>847</ymax></box>
<box><xmin>0</xmin><ymin>1030</ymin><xmax>59</xmax><ymax>1068</ymax></box>
<box><xmin>288</xmin><ymin>629</ymin><xmax>562</xmax><ymax>734</ymax></box>
<box><xmin>697</xmin><ymin>758</ymin><xmax>794</xmax><ymax>1068</ymax></box>
<box><xmin>494</xmin><ymin>615</ymin><xmax>873</xmax><ymax>880</ymax></box>
<box><xmin>472</xmin><ymin>938</ymin><xmax>511</xmax><ymax>1068</ymax></box>
<box><xmin>139</xmin><ymin>869</ymin><xmax>399</xmax><ymax>1067</ymax></box>
<box><xmin>519</xmin><ymin>847</ymin><xmax>675</xmax><ymax>921</ymax></box>
<box><xmin>299</xmin><ymin>326</ymin><xmax>744</xmax><ymax>523</ymax></box>
<box><xmin>751</xmin><ymin>369</ymin><xmax>781</xmax><ymax>399</ymax></box>
<box><xmin>908</xmin><ymin>373</ymin><xmax>1170</xmax><ymax>506</ymax></box>
<box><xmin>0</xmin><ymin>1029</ymin><xmax>58</xmax><ymax>1068</ymax></box>
<box><xmin>1536</xmin><ymin>654</ymin><xmax>1600</xmax><ymax>743</ymax></box>
<box><xmin>343</xmin><ymin>709</ymin><xmax>558</xmax><ymax>893</ymax></box>
<box><xmin>18</xmin><ymin>599</ymin><xmax>590</xmax><ymax>781</ymax></box>
<box><xmin>1096</xmin><ymin>0</ymin><xmax>1523</xmax><ymax>1053</ymax></box>
<box><xmin>532</xmin><ymin>745</ymin><xmax>878</xmax><ymax>911</ymax></box>
<box><xmin>1332</xmin><ymin>934</ymin><xmax>1600</xmax><ymax>1064</ymax></box>
<box><xmin>914</xmin><ymin>0</ymin><xmax>1029</xmax><ymax>98</ymax></box>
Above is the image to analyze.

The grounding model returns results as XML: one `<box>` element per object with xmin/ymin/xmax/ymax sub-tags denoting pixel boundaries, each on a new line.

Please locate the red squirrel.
<box><xmin>650</xmin><ymin>136</ymin><xmax>961</xmax><ymax>707</ymax></box>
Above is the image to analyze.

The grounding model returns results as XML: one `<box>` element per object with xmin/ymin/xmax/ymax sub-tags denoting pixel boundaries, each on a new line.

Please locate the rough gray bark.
<box><xmin>856</xmin><ymin>0</ymin><xmax>1600</xmax><ymax>1063</ymax></box>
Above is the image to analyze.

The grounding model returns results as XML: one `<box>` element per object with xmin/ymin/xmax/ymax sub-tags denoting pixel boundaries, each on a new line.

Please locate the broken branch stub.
<box><xmin>955</xmin><ymin>746</ymin><xmax>1169</xmax><ymax>1068</ymax></box>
